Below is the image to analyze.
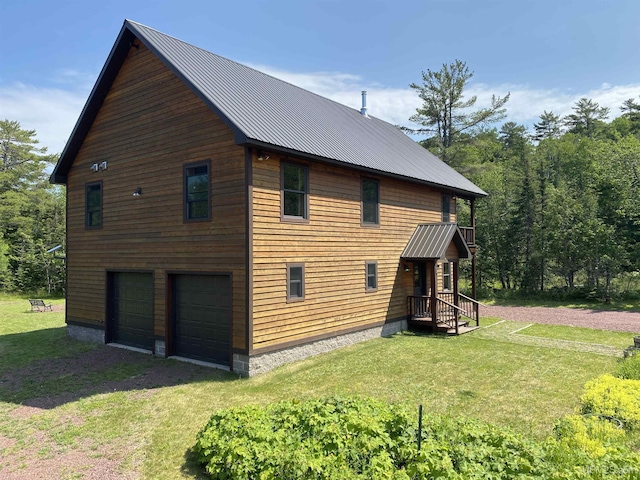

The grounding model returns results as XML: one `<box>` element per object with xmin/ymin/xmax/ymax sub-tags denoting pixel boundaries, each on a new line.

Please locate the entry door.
<box><xmin>413</xmin><ymin>262</ymin><xmax>427</xmax><ymax>296</ymax></box>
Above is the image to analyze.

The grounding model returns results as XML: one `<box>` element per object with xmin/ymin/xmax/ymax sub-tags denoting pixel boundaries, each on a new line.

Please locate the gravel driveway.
<box><xmin>481</xmin><ymin>305</ymin><xmax>640</xmax><ymax>333</ymax></box>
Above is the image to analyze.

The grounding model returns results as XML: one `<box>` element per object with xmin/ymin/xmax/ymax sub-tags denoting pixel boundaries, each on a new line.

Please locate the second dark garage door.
<box><xmin>173</xmin><ymin>274</ymin><xmax>232</xmax><ymax>366</ymax></box>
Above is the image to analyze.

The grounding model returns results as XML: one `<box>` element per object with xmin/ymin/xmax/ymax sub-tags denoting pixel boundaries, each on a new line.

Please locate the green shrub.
<box><xmin>614</xmin><ymin>351</ymin><xmax>640</xmax><ymax>380</ymax></box>
<box><xmin>580</xmin><ymin>374</ymin><xmax>640</xmax><ymax>430</ymax></box>
<box><xmin>195</xmin><ymin>396</ymin><xmax>418</xmax><ymax>479</ymax></box>
<box><xmin>553</xmin><ymin>415</ymin><xmax>625</xmax><ymax>458</ymax></box>
<box><xmin>194</xmin><ymin>396</ymin><xmax>640</xmax><ymax>479</ymax></box>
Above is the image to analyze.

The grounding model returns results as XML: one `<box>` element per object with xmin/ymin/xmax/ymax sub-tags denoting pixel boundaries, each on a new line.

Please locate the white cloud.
<box><xmin>3</xmin><ymin>63</ymin><xmax>640</xmax><ymax>157</ymax></box>
<box><xmin>248</xmin><ymin>62</ymin><xmax>640</xmax><ymax>131</ymax></box>
<box><xmin>0</xmin><ymin>82</ymin><xmax>88</xmax><ymax>155</ymax></box>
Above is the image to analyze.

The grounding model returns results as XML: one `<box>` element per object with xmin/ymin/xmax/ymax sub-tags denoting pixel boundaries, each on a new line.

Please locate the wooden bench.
<box><xmin>29</xmin><ymin>299</ymin><xmax>53</xmax><ymax>312</ymax></box>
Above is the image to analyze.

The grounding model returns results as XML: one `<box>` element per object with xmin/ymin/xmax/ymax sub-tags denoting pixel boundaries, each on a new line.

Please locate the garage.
<box><xmin>108</xmin><ymin>272</ymin><xmax>154</xmax><ymax>351</ymax></box>
<box><xmin>172</xmin><ymin>274</ymin><xmax>232</xmax><ymax>366</ymax></box>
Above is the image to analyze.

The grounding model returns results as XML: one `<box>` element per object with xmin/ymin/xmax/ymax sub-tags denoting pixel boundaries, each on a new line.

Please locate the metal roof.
<box><xmin>50</xmin><ymin>20</ymin><xmax>487</xmax><ymax>198</ymax></box>
<box><xmin>401</xmin><ymin>223</ymin><xmax>471</xmax><ymax>260</ymax></box>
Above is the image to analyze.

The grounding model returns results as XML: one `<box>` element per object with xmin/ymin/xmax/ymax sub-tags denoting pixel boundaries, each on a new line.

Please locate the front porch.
<box><xmin>407</xmin><ymin>293</ymin><xmax>480</xmax><ymax>335</ymax></box>
<box><xmin>401</xmin><ymin>222</ymin><xmax>480</xmax><ymax>335</ymax></box>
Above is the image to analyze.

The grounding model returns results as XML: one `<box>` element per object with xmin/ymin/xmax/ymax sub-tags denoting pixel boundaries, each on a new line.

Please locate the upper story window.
<box><xmin>184</xmin><ymin>161</ymin><xmax>210</xmax><ymax>221</ymax></box>
<box><xmin>282</xmin><ymin>162</ymin><xmax>308</xmax><ymax>221</ymax></box>
<box><xmin>365</xmin><ymin>261</ymin><xmax>378</xmax><ymax>292</ymax></box>
<box><xmin>441</xmin><ymin>194</ymin><xmax>451</xmax><ymax>222</ymax></box>
<box><xmin>85</xmin><ymin>181</ymin><xmax>102</xmax><ymax>229</ymax></box>
<box><xmin>287</xmin><ymin>263</ymin><xmax>305</xmax><ymax>302</ymax></box>
<box><xmin>362</xmin><ymin>179</ymin><xmax>379</xmax><ymax>225</ymax></box>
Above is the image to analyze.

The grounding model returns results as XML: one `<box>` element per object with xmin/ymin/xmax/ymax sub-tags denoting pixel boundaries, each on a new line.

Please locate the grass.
<box><xmin>517</xmin><ymin>323</ymin><xmax>638</xmax><ymax>350</ymax></box>
<box><xmin>1</xmin><ymin>296</ymin><xmax>638</xmax><ymax>478</ymax></box>
<box><xmin>479</xmin><ymin>295</ymin><xmax>640</xmax><ymax>312</ymax></box>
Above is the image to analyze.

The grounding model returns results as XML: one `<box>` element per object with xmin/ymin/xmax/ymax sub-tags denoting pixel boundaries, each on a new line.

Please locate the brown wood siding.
<box><xmin>445</xmin><ymin>242</ymin><xmax>459</xmax><ymax>260</ymax></box>
<box><xmin>65</xmin><ymin>42</ymin><xmax>247</xmax><ymax>351</ymax></box>
<box><xmin>251</xmin><ymin>155</ymin><xmax>455</xmax><ymax>351</ymax></box>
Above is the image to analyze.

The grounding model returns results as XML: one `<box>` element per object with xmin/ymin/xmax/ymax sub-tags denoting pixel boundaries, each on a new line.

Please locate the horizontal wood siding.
<box><xmin>66</xmin><ymin>42</ymin><xmax>247</xmax><ymax>351</ymax></box>
<box><xmin>251</xmin><ymin>155</ymin><xmax>456</xmax><ymax>351</ymax></box>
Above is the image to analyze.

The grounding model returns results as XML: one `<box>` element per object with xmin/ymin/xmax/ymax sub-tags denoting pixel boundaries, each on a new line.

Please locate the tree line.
<box><xmin>0</xmin><ymin>120</ymin><xmax>65</xmax><ymax>295</ymax></box>
<box><xmin>409</xmin><ymin>60</ymin><xmax>640</xmax><ymax>299</ymax></box>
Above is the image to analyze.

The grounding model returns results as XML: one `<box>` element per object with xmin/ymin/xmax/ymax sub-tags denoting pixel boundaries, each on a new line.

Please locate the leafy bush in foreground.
<box><xmin>580</xmin><ymin>374</ymin><xmax>640</xmax><ymax>430</ymax></box>
<box><xmin>553</xmin><ymin>414</ymin><xmax>626</xmax><ymax>458</ymax></box>
<box><xmin>194</xmin><ymin>396</ymin><xmax>640</xmax><ymax>479</ymax></box>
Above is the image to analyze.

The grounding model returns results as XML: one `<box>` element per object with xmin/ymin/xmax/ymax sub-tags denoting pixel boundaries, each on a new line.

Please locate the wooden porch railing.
<box><xmin>407</xmin><ymin>296</ymin><xmax>432</xmax><ymax>320</ymax></box>
<box><xmin>459</xmin><ymin>226</ymin><xmax>475</xmax><ymax>245</ymax></box>
<box><xmin>438</xmin><ymin>291</ymin><xmax>480</xmax><ymax>326</ymax></box>
<box><xmin>434</xmin><ymin>297</ymin><xmax>465</xmax><ymax>334</ymax></box>
<box><xmin>408</xmin><ymin>293</ymin><xmax>482</xmax><ymax>333</ymax></box>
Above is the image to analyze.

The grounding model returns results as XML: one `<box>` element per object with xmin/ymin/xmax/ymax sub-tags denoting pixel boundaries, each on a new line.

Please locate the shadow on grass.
<box><xmin>0</xmin><ymin>327</ymin><xmax>238</xmax><ymax>410</ymax></box>
<box><xmin>182</xmin><ymin>446</ymin><xmax>208</xmax><ymax>479</ymax></box>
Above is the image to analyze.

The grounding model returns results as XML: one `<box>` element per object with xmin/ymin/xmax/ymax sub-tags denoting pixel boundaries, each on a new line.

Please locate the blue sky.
<box><xmin>2</xmin><ymin>0</ymin><xmax>640</xmax><ymax>154</ymax></box>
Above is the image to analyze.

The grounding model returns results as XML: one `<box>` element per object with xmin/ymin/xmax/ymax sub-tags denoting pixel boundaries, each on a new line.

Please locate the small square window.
<box><xmin>282</xmin><ymin>163</ymin><xmax>308</xmax><ymax>221</ymax></box>
<box><xmin>366</xmin><ymin>261</ymin><xmax>377</xmax><ymax>292</ymax></box>
<box><xmin>362</xmin><ymin>179</ymin><xmax>379</xmax><ymax>225</ymax></box>
<box><xmin>85</xmin><ymin>182</ymin><xmax>102</xmax><ymax>229</ymax></box>
<box><xmin>287</xmin><ymin>264</ymin><xmax>305</xmax><ymax>302</ymax></box>
<box><xmin>184</xmin><ymin>161</ymin><xmax>210</xmax><ymax>221</ymax></box>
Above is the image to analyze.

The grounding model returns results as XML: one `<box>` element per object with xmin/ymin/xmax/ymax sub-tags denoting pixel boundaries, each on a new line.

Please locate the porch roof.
<box><xmin>401</xmin><ymin>223</ymin><xmax>471</xmax><ymax>260</ymax></box>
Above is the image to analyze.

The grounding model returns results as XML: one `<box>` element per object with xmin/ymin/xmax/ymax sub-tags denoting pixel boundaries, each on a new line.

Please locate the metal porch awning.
<box><xmin>401</xmin><ymin>223</ymin><xmax>471</xmax><ymax>260</ymax></box>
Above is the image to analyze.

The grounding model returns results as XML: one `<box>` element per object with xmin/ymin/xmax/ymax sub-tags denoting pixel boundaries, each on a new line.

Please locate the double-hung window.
<box><xmin>282</xmin><ymin>163</ymin><xmax>308</xmax><ymax>221</ymax></box>
<box><xmin>442</xmin><ymin>262</ymin><xmax>451</xmax><ymax>291</ymax></box>
<box><xmin>287</xmin><ymin>264</ymin><xmax>305</xmax><ymax>302</ymax></box>
<box><xmin>184</xmin><ymin>161</ymin><xmax>210</xmax><ymax>221</ymax></box>
<box><xmin>85</xmin><ymin>181</ymin><xmax>102</xmax><ymax>229</ymax></box>
<box><xmin>362</xmin><ymin>179</ymin><xmax>379</xmax><ymax>225</ymax></box>
<box><xmin>365</xmin><ymin>261</ymin><xmax>378</xmax><ymax>292</ymax></box>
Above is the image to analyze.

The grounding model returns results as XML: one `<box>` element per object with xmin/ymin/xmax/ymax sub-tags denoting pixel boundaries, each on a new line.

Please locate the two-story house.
<box><xmin>50</xmin><ymin>20</ymin><xmax>487</xmax><ymax>376</ymax></box>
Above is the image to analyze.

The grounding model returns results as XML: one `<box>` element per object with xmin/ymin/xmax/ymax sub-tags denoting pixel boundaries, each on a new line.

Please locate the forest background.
<box><xmin>1</xmin><ymin>60</ymin><xmax>639</xmax><ymax>301</ymax></box>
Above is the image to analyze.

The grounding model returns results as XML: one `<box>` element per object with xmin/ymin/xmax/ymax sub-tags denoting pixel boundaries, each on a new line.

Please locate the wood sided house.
<box><xmin>50</xmin><ymin>20</ymin><xmax>487</xmax><ymax>376</ymax></box>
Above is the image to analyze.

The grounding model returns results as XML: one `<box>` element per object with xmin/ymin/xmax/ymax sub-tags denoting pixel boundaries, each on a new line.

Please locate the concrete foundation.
<box><xmin>155</xmin><ymin>339</ymin><xmax>166</xmax><ymax>356</ymax></box>
<box><xmin>233</xmin><ymin>319</ymin><xmax>406</xmax><ymax>377</ymax></box>
<box><xmin>67</xmin><ymin>324</ymin><xmax>105</xmax><ymax>344</ymax></box>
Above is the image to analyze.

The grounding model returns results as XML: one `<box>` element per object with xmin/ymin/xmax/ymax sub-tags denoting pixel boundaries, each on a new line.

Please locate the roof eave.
<box><xmin>242</xmin><ymin>139</ymin><xmax>487</xmax><ymax>199</ymax></box>
<box><xmin>50</xmin><ymin>24</ymin><xmax>136</xmax><ymax>184</ymax></box>
<box><xmin>49</xmin><ymin>20</ymin><xmax>251</xmax><ymax>185</ymax></box>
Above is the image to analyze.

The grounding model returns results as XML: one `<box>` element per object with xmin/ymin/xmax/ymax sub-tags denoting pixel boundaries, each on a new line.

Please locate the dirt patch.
<box><xmin>1</xmin><ymin>345</ymin><xmax>224</xmax><ymax>409</ymax></box>
<box><xmin>8</xmin><ymin>405</ymin><xmax>44</xmax><ymax>420</ymax></box>
<box><xmin>1</xmin><ymin>443</ymin><xmax>138</xmax><ymax>480</ymax></box>
<box><xmin>0</xmin><ymin>345</ymin><xmax>227</xmax><ymax>479</ymax></box>
<box><xmin>481</xmin><ymin>305</ymin><xmax>640</xmax><ymax>333</ymax></box>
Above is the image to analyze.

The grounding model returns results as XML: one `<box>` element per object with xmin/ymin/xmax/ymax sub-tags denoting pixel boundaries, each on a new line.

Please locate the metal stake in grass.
<box><xmin>417</xmin><ymin>404</ymin><xmax>423</xmax><ymax>451</ymax></box>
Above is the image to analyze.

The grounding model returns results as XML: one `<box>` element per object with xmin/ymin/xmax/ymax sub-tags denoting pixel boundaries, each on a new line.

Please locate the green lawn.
<box><xmin>0</xmin><ymin>297</ymin><xmax>636</xmax><ymax>479</ymax></box>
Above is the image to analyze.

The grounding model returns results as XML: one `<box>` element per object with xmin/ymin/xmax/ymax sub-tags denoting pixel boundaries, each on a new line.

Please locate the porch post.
<box><xmin>429</xmin><ymin>259</ymin><xmax>438</xmax><ymax>323</ymax></box>
<box><xmin>470</xmin><ymin>198</ymin><xmax>477</xmax><ymax>300</ymax></box>
<box><xmin>453</xmin><ymin>260</ymin><xmax>460</xmax><ymax>334</ymax></box>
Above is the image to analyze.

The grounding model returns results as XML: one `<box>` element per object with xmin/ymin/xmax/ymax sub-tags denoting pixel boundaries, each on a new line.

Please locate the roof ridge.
<box><xmin>125</xmin><ymin>19</ymin><xmax>377</xmax><ymax>121</ymax></box>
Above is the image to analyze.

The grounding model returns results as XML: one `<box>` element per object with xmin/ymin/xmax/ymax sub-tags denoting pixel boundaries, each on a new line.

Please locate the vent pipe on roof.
<box><xmin>360</xmin><ymin>90</ymin><xmax>368</xmax><ymax>117</ymax></box>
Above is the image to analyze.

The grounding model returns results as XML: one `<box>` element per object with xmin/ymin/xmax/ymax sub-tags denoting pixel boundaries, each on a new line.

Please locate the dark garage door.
<box><xmin>111</xmin><ymin>272</ymin><xmax>154</xmax><ymax>351</ymax></box>
<box><xmin>173</xmin><ymin>274</ymin><xmax>231</xmax><ymax>366</ymax></box>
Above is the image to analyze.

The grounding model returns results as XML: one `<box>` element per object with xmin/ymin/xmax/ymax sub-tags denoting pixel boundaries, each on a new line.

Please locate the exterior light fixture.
<box><xmin>133</xmin><ymin>187</ymin><xmax>142</xmax><ymax>197</ymax></box>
